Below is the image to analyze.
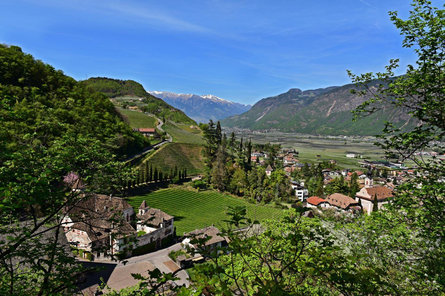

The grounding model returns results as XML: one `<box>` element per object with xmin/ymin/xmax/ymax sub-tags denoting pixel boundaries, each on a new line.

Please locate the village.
<box><xmin>59</xmin><ymin>143</ymin><xmax>445</xmax><ymax>294</ymax></box>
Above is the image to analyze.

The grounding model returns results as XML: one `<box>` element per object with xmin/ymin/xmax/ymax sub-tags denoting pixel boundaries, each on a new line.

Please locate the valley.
<box><xmin>225</xmin><ymin>129</ymin><xmax>384</xmax><ymax>169</ymax></box>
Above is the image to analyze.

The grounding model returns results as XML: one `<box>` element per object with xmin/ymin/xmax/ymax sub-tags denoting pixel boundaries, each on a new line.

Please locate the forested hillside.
<box><xmin>81</xmin><ymin>77</ymin><xmax>196</xmax><ymax>125</ymax></box>
<box><xmin>0</xmin><ymin>45</ymin><xmax>148</xmax><ymax>159</ymax></box>
<box><xmin>0</xmin><ymin>44</ymin><xmax>149</xmax><ymax>294</ymax></box>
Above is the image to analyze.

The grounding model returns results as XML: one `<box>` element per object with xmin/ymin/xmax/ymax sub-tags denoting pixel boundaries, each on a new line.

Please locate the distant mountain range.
<box><xmin>221</xmin><ymin>82</ymin><xmax>416</xmax><ymax>136</ymax></box>
<box><xmin>149</xmin><ymin>91</ymin><xmax>251</xmax><ymax>123</ymax></box>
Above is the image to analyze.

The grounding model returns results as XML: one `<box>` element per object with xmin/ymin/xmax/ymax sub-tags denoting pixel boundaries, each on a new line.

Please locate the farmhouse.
<box><xmin>136</xmin><ymin>127</ymin><xmax>157</xmax><ymax>137</ymax></box>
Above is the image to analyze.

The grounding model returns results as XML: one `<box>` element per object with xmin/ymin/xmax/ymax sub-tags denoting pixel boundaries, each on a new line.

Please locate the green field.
<box><xmin>231</xmin><ymin>130</ymin><xmax>384</xmax><ymax>169</ymax></box>
<box><xmin>127</xmin><ymin>188</ymin><xmax>284</xmax><ymax>235</ymax></box>
<box><xmin>143</xmin><ymin>143</ymin><xmax>205</xmax><ymax>175</ymax></box>
<box><xmin>117</xmin><ymin>108</ymin><xmax>157</xmax><ymax>128</ymax></box>
<box><xmin>164</xmin><ymin>122</ymin><xmax>204</xmax><ymax>144</ymax></box>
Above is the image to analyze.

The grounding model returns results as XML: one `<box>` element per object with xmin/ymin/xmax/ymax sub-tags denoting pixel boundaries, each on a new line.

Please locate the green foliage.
<box><xmin>168</xmin><ymin>249</ymin><xmax>187</xmax><ymax>262</ymax></box>
<box><xmin>0</xmin><ymin>46</ymin><xmax>149</xmax><ymax>159</ymax></box>
<box><xmin>191</xmin><ymin>179</ymin><xmax>207</xmax><ymax>190</ymax></box>
<box><xmin>325</xmin><ymin>175</ymin><xmax>349</xmax><ymax>196</ymax></box>
<box><xmin>137</xmin><ymin>230</ymin><xmax>146</xmax><ymax>237</ymax></box>
<box><xmin>349</xmin><ymin>0</ymin><xmax>445</xmax><ymax>292</ymax></box>
<box><xmin>0</xmin><ymin>45</ymin><xmax>140</xmax><ymax>295</ymax></box>
<box><xmin>201</xmin><ymin>120</ymin><xmax>291</xmax><ymax>202</ymax></box>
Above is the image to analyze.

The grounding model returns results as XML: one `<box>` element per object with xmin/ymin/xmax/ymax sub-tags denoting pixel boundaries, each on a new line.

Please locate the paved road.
<box><xmin>124</xmin><ymin>114</ymin><xmax>172</xmax><ymax>163</ymax></box>
<box><xmin>155</xmin><ymin>116</ymin><xmax>172</xmax><ymax>143</ymax></box>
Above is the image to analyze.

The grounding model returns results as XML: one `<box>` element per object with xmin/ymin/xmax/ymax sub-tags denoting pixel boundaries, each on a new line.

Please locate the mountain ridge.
<box><xmin>221</xmin><ymin>82</ymin><xmax>416</xmax><ymax>136</ymax></box>
<box><xmin>149</xmin><ymin>91</ymin><xmax>251</xmax><ymax>123</ymax></box>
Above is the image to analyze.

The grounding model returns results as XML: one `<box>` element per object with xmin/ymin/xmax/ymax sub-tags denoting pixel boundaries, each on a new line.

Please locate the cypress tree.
<box><xmin>153</xmin><ymin>167</ymin><xmax>158</xmax><ymax>182</ymax></box>
<box><xmin>372</xmin><ymin>194</ymin><xmax>379</xmax><ymax>213</ymax></box>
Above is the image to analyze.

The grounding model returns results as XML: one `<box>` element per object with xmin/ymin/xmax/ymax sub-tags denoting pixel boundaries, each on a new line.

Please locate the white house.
<box><xmin>265</xmin><ymin>165</ymin><xmax>273</xmax><ymax>177</ymax></box>
<box><xmin>291</xmin><ymin>182</ymin><xmax>309</xmax><ymax>202</ymax></box>
<box><xmin>355</xmin><ymin>185</ymin><xmax>393</xmax><ymax>214</ymax></box>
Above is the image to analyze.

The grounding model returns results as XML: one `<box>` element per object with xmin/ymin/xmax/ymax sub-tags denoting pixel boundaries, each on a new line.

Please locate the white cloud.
<box><xmin>107</xmin><ymin>2</ymin><xmax>210</xmax><ymax>33</ymax></box>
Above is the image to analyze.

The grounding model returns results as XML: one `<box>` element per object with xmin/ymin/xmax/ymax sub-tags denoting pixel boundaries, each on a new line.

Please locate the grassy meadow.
<box><xmin>127</xmin><ymin>188</ymin><xmax>284</xmax><ymax>235</ymax></box>
<box><xmin>142</xmin><ymin>143</ymin><xmax>205</xmax><ymax>175</ymax></box>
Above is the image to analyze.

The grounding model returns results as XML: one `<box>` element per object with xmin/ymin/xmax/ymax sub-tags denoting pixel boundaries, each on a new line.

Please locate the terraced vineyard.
<box><xmin>163</xmin><ymin>122</ymin><xmax>204</xmax><ymax>144</ymax></box>
<box><xmin>117</xmin><ymin>108</ymin><xmax>157</xmax><ymax>128</ymax></box>
<box><xmin>127</xmin><ymin>188</ymin><xmax>284</xmax><ymax>235</ymax></box>
<box><xmin>143</xmin><ymin>143</ymin><xmax>205</xmax><ymax>175</ymax></box>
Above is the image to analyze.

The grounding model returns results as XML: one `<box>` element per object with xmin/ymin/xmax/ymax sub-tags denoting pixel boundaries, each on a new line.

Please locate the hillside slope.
<box><xmin>81</xmin><ymin>77</ymin><xmax>196</xmax><ymax>125</ymax></box>
<box><xmin>150</xmin><ymin>91</ymin><xmax>250</xmax><ymax>123</ymax></box>
<box><xmin>221</xmin><ymin>82</ymin><xmax>416</xmax><ymax>136</ymax></box>
<box><xmin>0</xmin><ymin>45</ymin><xmax>148</xmax><ymax>159</ymax></box>
<box><xmin>143</xmin><ymin>143</ymin><xmax>205</xmax><ymax>176</ymax></box>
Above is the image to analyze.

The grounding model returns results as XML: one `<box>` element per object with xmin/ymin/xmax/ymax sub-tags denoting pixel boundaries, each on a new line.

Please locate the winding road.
<box><xmin>124</xmin><ymin>114</ymin><xmax>172</xmax><ymax>163</ymax></box>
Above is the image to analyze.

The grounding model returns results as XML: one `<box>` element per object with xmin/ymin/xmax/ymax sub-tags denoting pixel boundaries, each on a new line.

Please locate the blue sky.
<box><xmin>0</xmin><ymin>0</ymin><xmax>424</xmax><ymax>104</ymax></box>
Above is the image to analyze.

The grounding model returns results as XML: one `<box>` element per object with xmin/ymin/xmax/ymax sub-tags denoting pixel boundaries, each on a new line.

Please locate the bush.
<box><xmin>85</xmin><ymin>252</ymin><xmax>93</xmax><ymax>261</ymax></box>
<box><xmin>192</xmin><ymin>180</ymin><xmax>207</xmax><ymax>190</ymax></box>
<box><xmin>168</xmin><ymin>249</ymin><xmax>186</xmax><ymax>262</ymax></box>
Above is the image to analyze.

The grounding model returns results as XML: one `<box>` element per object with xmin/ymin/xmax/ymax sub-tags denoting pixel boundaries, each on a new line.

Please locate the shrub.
<box><xmin>85</xmin><ymin>252</ymin><xmax>93</xmax><ymax>261</ymax></box>
<box><xmin>192</xmin><ymin>180</ymin><xmax>206</xmax><ymax>190</ymax></box>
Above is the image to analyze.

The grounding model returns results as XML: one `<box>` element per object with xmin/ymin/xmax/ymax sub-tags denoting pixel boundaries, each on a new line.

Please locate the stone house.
<box><xmin>135</xmin><ymin>200</ymin><xmax>175</xmax><ymax>251</ymax></box>
<box><xmin>62</xmin><ymin>195</ymin><xmax>174</xmax><ymax>259</ymax></box>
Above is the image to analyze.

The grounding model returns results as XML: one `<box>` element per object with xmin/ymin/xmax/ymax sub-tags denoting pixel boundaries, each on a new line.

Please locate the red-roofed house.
<box><xmin>137</xmin><ymin>128</ymin><xmax>157</xmax><ymax>137</ymax></box>
<box><xmin>325</xmin><ymin>193</ymin><xmax>360</xmax><ymax>211</ymax></box>
<box><xmin>306</xmin><ymin>196</ymin><xmax>330</xmax><ymax>208</ymax></box>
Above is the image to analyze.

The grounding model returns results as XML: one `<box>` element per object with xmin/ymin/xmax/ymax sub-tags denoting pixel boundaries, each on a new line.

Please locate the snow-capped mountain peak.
<box><xmin>201</xmin><ymin>94</ymin><xmax>233</xmax><ymax>104</ymax></box>
<box><xmin>148</xmin><ymin>90</ymin><xmax>250</xmax><ymax>123</ymax></box>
